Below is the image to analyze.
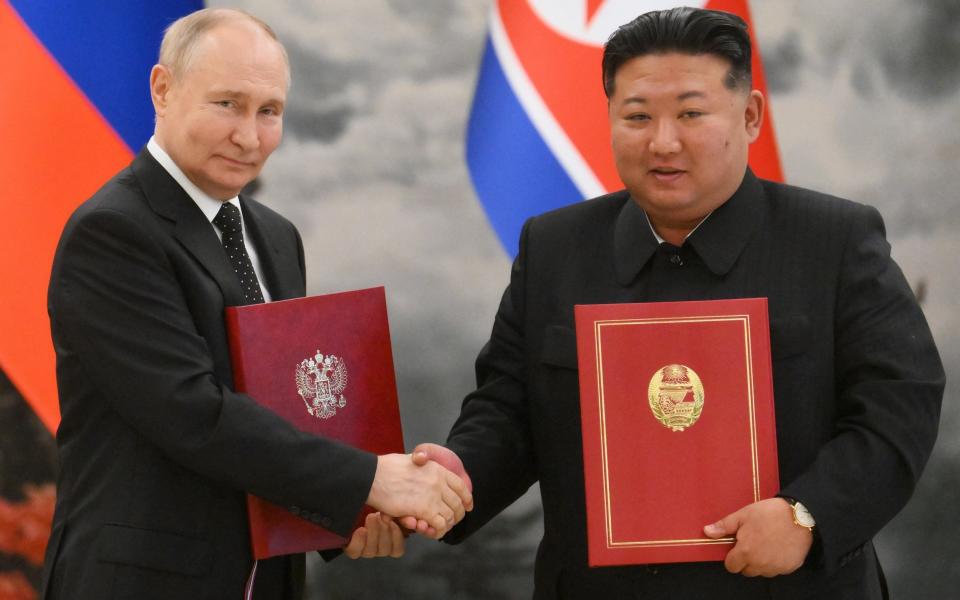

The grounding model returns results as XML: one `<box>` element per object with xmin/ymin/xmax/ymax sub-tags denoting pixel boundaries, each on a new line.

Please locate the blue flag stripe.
<box><xmin>9</xmin><ymin>0</ymin><xmax>204</xmax><ymax>152</ymax></box>
<box><xmin>466</xmin><ymin>36</ymin><xmax>582</xmax><ymax>258</ymax></box>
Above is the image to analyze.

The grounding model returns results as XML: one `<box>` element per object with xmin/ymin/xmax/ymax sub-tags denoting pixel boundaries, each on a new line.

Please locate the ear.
<box><xmin>744</xmin><ymin>89</ymin><xmax>764</xmax><ymax>143</ymax></box>
<box><xmin>150</xmin><ymin>64</ymin><xmax>173</xmax><ymax>117</ymax></box>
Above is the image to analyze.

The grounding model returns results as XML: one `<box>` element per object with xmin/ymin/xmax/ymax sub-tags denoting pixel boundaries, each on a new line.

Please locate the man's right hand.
<box><xmin>366</xmin><ymin>453</ymin><xmax>473</xmax><ymax>537</ymax></box>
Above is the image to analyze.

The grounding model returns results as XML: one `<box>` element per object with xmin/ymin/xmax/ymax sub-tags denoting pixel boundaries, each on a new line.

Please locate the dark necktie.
<box><xmin>213</xmin><ymin>202</ymin><xmax>265</xmax><ymax>305</ymax></box>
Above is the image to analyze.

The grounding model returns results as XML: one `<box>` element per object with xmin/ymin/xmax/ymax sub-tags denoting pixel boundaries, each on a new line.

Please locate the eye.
<box><xmin>681</xmin><ymin>110</ymin><xmax>704</xmax><ymax>119</ymax></box>
<box><xmin>260</xmin><ymin>106</ymin><xmax>281</xmax><ymax>116</ymax></box>
<box><xmin>626</xmin><ymin>113</ymin><xmax>650</xmax><ymax>122</ymax></box>
<box><xmin>214</xmin><ymin>100</ymin><xmax>234</xmax><ymax>108</ymax></box>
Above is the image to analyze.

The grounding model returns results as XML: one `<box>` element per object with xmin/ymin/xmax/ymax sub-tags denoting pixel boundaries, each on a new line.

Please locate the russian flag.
<box><xmin>466</xmin><ymin>0</ymin><xmax>783</xmax><ymax>257</ymax></box>
<box><xmin>0</xmin><ymin>1</ymin><xmax>203</xmax><ymax>432</ymax></box>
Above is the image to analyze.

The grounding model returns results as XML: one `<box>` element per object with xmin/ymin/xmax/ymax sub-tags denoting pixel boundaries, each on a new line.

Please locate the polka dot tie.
<box><xmin>213</xmin><ymin>203</ymin><xmax>265</xmax><ymax>305</ymax></box>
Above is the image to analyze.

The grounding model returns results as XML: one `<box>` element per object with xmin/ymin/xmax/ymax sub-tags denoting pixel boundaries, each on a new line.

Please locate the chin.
<box><xmin>638</xmin><ymin>193</ymin><xmax>696</xmax><ymax>212</ymax></box>
<box><xmin>212</xmin><ymin>176</ymin><xmax>252</xmax><ymax>196</ymax></box>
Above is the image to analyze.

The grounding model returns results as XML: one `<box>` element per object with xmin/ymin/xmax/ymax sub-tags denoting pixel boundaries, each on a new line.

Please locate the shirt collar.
<box><xmin>147</xmin><ymin>136</ymin><xmax>241</xmax><ymax>224</ymax></box>
<box><xmin>614</xmin><ymin>168</ymin><xmax>765</xmax><ymax>284</ymax></box>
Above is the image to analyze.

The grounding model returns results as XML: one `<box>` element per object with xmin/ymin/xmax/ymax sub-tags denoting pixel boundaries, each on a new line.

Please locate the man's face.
<box><xmin>151</xmin><ymin>21</ymin><xmax>288</xmax><ymax>200</ymax></box>
<box><xmin>608</xmin><ymin>52</ymin><xmax>763</xmax><ymax>232</ymax></box>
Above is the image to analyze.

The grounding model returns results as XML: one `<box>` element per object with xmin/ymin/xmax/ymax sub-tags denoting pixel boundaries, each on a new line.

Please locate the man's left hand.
<box><xmin>344</xmin><ymin>512</ymin><xmax>405</xmax><ymax>559</ymax></box>
<box><xmin>703</xmin><ymin>498</ymin><xmax>813</xmax><ymax>577</ymax></box>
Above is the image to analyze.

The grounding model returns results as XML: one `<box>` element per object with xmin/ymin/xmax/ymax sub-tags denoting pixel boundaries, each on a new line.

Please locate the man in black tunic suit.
<box><xmin>412</xmin><ymin>7</ymin><xmax>944</xmax><ymax>599</ymax></box>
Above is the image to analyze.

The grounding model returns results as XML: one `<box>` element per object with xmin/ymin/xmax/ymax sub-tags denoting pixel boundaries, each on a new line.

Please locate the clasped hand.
<box><xmin>366</xmin><ymin>451</ymin><xmax>473</xmax><ymax>538</ymax></box>
<box><xmin>348</xmin><ymin>445</ymin><xmax>472</xmax><ymax>558</ymax></box>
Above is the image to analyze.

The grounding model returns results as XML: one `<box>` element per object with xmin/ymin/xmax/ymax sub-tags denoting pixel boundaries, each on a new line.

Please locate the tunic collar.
<box><xmin>613</xmin><ymin>168</ymin><xmax>766</xmax><ymax>285</ymax></box>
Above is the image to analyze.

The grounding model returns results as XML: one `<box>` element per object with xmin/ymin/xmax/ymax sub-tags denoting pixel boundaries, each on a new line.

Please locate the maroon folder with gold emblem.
<box><xmin>225</xmin><ymin>286</ymin><xmax>404</xmax><ymax>558</ymax></box>
<box><xmin>575</xmin><ymin>298</ymin><xmax>779</xmax><ymax>566</ymax></box>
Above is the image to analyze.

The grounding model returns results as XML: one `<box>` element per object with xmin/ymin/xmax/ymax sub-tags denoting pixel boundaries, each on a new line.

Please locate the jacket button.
<box><xmin>320</xmin><ymin>516</ymin><xmax>333</xmax><ymax>528</ymax></box>
<box><xmin>289</xmin><ymin>505</ymin><xmax>300</xmax><ymax>514</ymax></box>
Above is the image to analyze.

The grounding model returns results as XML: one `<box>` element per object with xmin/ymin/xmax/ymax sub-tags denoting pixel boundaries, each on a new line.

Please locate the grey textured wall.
<box><xmin>3</xmin><ymin>1</ymin><xmax>953</xmax><ymax>598</ymax></box>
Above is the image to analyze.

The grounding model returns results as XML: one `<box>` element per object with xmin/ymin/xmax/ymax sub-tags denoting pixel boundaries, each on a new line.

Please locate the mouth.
<box><xmin>216</xmin><ymin>155</ymin><xmax>256</xmax><ymax>168</ymax></box>
<box><xmin>649</xmin><ymin>167</ymin><xmax>686</xmax><ymax>183</ymax></box>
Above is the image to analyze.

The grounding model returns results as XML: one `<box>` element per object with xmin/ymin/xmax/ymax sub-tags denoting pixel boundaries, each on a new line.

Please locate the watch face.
<box><xmin>793</xmin><ymin>502</ymin><xmax>816</xmax><ymax>528</ymax></box>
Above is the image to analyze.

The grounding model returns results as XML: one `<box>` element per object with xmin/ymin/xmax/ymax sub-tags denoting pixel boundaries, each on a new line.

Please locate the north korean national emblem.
<box><xmin>648</xmin><ymin>364</ymin><xmax>705</xmax><ymax>432</ymax></box>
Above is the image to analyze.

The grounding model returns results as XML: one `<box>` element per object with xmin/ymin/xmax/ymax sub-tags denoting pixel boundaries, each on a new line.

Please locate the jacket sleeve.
<box><xmin>443</xmin><ymin>220</ymin><xmax>539</xmax><ymax>543</ymax></box>
<box><xmin>779</xmin><ymin>204</ymin><xmax>944</xmax><ymax>572</ymax></box>
<box><xmin>50</xmin><ymin>206</ymin><xmax>376</xmax><ymax>536</ymax></box>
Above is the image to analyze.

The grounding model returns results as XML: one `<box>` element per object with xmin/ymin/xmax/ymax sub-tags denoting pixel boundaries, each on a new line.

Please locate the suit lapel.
<box><xmin>130</xmin><ymin>149</ymin><xmax>246</xmax><ymax>307</ymax></box>
<box><xmin>240</xmin><ymin>196</ymin><xmax>304</xmax><ymax>301</ymax></box>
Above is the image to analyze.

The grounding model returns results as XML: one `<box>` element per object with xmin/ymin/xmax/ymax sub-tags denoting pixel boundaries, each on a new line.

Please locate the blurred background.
<box><xmin>1</xmin><ymin>1</ymin><xmax>956</xmax><ymax>598</ymax></box>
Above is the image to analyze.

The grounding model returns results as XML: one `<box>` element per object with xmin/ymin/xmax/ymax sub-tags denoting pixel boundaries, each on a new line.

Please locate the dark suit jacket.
<box><xmin>444</xmin><ymin>170</ymin><xmax>944</xmax><ymax>599</ymax></box>
<box><xmin>41</xmin><ymin>149</ymin><xmax>377</xmax><ymax>600</ymax></box>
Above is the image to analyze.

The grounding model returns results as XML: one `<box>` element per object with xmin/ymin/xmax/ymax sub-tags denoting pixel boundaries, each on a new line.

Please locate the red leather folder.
<box><xmin>575</xmin><ymin>298</ymin><xmax>779</xmax><ymax>566</ymax></box>
<box><xmin>225</xmin><ymin>286</ymin><xmax>404</xmax><ymax>558</ymax></box>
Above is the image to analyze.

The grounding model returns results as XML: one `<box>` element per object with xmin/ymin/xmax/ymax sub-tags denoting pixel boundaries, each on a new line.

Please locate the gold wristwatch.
<box><xmin>784</xmin><ymin>497</ymin><xmax>816</xmax><ymax>532</ymax></box>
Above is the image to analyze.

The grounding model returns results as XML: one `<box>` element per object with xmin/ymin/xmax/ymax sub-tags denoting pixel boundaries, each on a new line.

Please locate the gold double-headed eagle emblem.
<box><xmin>648</xmin><ymin>364</ymin><xmax>705</xmax><ymax>432</ymax></box>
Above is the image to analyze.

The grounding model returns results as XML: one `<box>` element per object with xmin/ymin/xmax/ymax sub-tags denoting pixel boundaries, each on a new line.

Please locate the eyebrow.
<box><xmin>211</xmin><ymin>89</ymin><xmax>285</xmax><ymax>106</ymax></box>
<box><xmin>213</xmin><ymin>90</ymin><xmax>248</xmax><ymax>98</ymax></box>
<box><xmin>621</xmin><ymin>90</ymin><xmax>708</xmax><ymax>105</ymax></box>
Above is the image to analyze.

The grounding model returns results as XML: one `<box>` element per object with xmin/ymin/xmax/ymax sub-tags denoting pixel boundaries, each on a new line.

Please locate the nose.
<box><xmin>231</xmin><ymin>115</ymin><xmax>260</xmax><ymax>151</ymax></box>
<box><xmin>648</xmin><ymin>119</ymin><xmax>681</xmax><ymax>155</ymax></box>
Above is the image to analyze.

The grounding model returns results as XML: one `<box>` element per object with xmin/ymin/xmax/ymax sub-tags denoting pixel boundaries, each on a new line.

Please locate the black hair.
<box><xmin>602</xmin><ymin>7</ymin><xmax>752</xmax><ymax>98</ymax></box>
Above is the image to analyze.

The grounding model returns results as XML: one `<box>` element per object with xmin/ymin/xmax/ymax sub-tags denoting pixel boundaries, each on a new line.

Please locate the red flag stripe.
<box><xmin>0</xmin><ymin>0</ymin><xmax>133</xmax><ymax>432</ymax></box>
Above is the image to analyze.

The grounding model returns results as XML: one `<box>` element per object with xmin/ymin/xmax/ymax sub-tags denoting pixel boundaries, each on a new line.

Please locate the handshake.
<box><xmin>345</xmin><ymin>443</ymin><xmax>471</xmax><ymax>559</ymax></box>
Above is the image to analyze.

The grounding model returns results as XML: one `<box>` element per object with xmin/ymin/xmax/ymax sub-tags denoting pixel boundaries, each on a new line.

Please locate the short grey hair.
<box><xmin>158</xmin><ymin>7</ymin><xmax>290</xmax><ymax>84</ymax></box>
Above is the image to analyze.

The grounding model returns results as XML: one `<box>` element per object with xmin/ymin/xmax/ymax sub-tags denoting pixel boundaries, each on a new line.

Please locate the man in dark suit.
<box><xmin>412</xmin><ymin>7</ymin><xmax>944</xmax><ymax>599</ymax></box>
<box><xmin>41</xmin><ymin>8</ymin><xmax>470</xmax><ymax>600</ymax></box>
